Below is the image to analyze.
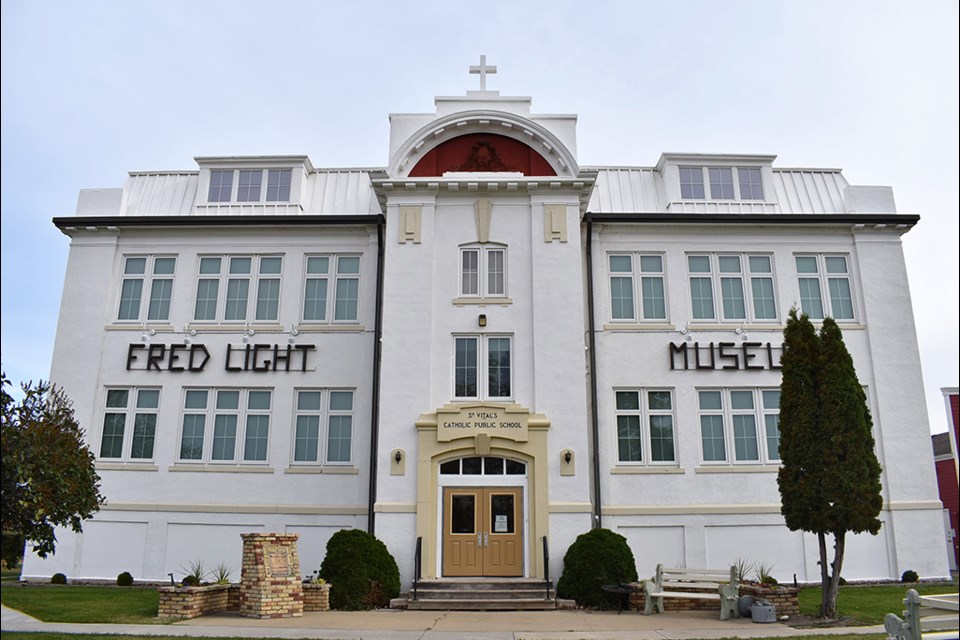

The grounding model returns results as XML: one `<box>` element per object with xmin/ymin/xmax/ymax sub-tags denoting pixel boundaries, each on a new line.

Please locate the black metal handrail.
<box><xmin>541</xmin><ymin>536</ymin><xmax>551</xmax><ymax>601</ymax></box>
<box><xmin>412</xmin><ymin>536</ymin><xmax>422</xmax><ymax>601</ymax></box>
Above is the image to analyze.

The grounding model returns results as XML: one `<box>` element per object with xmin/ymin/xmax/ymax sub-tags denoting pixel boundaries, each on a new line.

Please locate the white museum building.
<box><xmin>23</xmin><ymin>61</ymin><xmax>951</xmax><ymax>586</ymax></box>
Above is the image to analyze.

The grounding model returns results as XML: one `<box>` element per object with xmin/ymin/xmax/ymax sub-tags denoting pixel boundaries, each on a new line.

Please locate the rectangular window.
<box><xmin>762</xmin><ymin>389</ymin><xmax>781</xmax><ymax>461</ymax></box>
<box><xmin>303</xmin><ymin>256</ymin><xmax>330</xmax><ymax>321</ymax></box>
<box><xmin>698</xmin><ymin>388</ymin><xmax>781</xmax><ymax>464</ymax></box>
<box><xmin>294</xmin><ymin>391</ymin><xmax>322</xmax><ymax>462</ymax></box>
<box><xmin>454</xmin><ymin>335</ymin><xmax>512</xmax><ymax>400</ymax></box>
<box><xmin>688</xmin><ymin>253</ymin><xmax>778</xmax><ymax>322</ymax></box>
<box><xmin>99</xmin><ymin>388</ymin><xmax>160</xmax><ymax>460</ymax></box>
<box><xmin>738</xmin><ymin>167</ymin><xmax>764</xmax><ymax>200</ymax></box>
<box><xmin>679</xmin><ymin>166</ymin><xmax>705</xmax><ymax>199</ymax></box>
<box><xmin>709</xmin><ymin>167</ymin><xmax>735</xmax><ymax>199</ymax></box>
<box><xmin>608</xmin><ymin>253</ymin><xmax>666</xmax><ymax>321</ymax></box>
<box><xmin>208</xmin><ymin>170</ymin><xmax>233</xmax><ymax>202</ymax></box>
<box><xmin>117</xmin><ymin>256</ymin><xmax>176</xmax><ymax>322</ymax></box>
<box><xmin>178</xmin><ymin>388</ymin><xmax>272</xmax><ymax>464</ymax></box>
<box><xmin>688</xmin><ymin>255</ymin><xmax>715</xmax><ymax>320</ymax></box>
<box><xmin>195</xmin><ymin>254</ymin><xmax>283</xmax><ymax>323</ymax></box>
<box><xmin>266</xmin><ymin>169</ymin><xmax>292</xmax><ymax>202</ymax></box>
<box><xmin>334</xmin><ymin>256</ymin><xmax>360</xmax><ymax>321</ymax></box>
<box><xmin>615</xmin><ymin>389</ymin><xmax>676</xmax><ymax>464</ymax></box>
<box><xmin>326</xmin><ymin>391</ymin><xmax>354</xmax><ymax>463</ymax></box>
<box><xmin>460</xmin><ymin>246</ymin><xmax>508</xmax><ymax>298</ymax></box>
<box><xmin>237</xmin><ymin>169</ymin><xmax>262</xmax><ymax>202</ymax></box>
<box><xmin>795</xmin><ymin>254</ymin><xmax>855</xmax><ymax>320</ymax></box>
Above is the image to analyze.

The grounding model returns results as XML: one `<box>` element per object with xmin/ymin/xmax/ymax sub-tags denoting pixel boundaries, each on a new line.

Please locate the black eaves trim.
<box><xmin>584</xmin><ymin>212</ymin><xmax>919</xmax><ymax>227</ymax></box>
<box><xmin>53</xmin><ymin>214</ymin><xmax>385</xmax><ymax>231</ymax></box>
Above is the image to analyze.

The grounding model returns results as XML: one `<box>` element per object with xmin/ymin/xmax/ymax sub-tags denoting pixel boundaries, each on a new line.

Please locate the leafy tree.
<box><xmin>1</xmin><ymin>370</ymin><xmax>105</xmax><ymax>560</ymax></box>
<box><xmin>776</xmin><ymin>311</ymin><xmax>882</xmax><ymax>618</ymax></box>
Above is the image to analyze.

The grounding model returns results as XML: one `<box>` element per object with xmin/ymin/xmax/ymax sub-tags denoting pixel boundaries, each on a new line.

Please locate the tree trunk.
<box><xmin>821</xmin><ymin>531</ymin><xmax>846</xmax><ymax>619</ymax></box>
<box><xmin>818</xmin><ymin>531</ymin><xmax>830</xmax><ymax>617</ymax></box>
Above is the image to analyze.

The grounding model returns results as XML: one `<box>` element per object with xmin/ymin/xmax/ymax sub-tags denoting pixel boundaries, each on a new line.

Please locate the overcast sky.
<box><xmin>1</xmin><ymin>0</ymin><xmax>957</xmax><ymax>433</ymax></box>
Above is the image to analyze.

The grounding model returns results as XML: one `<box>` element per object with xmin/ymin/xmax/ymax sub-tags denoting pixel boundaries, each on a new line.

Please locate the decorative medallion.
<box><xmin>457</xmin><ymin>140</ymin><xmax>516</xmax><ymax>172</ymax></box>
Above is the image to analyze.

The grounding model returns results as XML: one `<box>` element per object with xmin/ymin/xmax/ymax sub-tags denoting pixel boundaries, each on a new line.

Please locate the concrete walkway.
<box><xmin>2</xmin><ymin>603</ymin><xmax>887</xmax><ymax>640</ymax></box>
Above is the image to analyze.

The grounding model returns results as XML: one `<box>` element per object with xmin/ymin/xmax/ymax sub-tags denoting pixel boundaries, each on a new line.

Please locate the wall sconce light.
<box><xmin>478</xmin><ymin>314</ymin><xmax>487</xmax><ymax>327</ymax></box>
<box><xmin>394</xmin><ymin>450</ymin><xmax>403</xmax><ymax>464</ymax></box>
<box><xmin>564</xmin><ymin>450</ymin><xmax>572</xmax><ymax>464</ymax></box>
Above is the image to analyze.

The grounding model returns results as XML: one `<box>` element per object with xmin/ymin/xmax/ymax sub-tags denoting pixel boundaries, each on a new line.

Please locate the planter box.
<box><xmin>158</xmin><ymin>582</ymin><xmax>330</xmax><ymax>620</ymax></box>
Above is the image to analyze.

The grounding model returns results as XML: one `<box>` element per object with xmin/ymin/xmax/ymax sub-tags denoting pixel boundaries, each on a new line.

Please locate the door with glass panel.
<box><xmin>442</xmin><ymin>487</ymin><xmax>522</xmax><ymax>577</ymax></box>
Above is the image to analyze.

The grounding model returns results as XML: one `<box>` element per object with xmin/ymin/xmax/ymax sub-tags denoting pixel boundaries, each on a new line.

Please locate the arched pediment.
<box><xmin>388</xmin><ymin>110</ymin><xmax>578</xmax><ymax>179</ymax></box>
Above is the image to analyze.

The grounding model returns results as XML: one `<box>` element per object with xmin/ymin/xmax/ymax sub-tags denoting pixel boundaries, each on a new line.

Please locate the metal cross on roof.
<box><xmin>469</xmin><ymin>55</ymin><xmax>497</xmax><ymax>92</ymax></box>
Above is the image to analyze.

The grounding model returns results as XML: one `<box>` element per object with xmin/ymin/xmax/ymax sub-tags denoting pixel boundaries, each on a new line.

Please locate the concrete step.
<box><xmin>406</xmin><ymin>597</ymin><xmax>559</xmax><ymax>611</ymax></box>
<box><xmin>413</xmin><ymin>587</ymin><xmax>555</xmax><ymax>600</ymax></box>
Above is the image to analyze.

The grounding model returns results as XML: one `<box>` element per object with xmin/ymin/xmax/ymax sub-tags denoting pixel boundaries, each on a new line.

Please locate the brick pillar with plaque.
<box><xmin>238</xmin><ymin>533</ymin><xmax>304</xmax><ymax>618</ymax></box>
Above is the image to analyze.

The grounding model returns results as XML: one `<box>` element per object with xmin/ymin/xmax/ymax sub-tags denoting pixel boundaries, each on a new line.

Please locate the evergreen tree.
<box><xmin>776</xmin><ymin>312</ymin><xmax>882</xmax><ymax>618</ymax></box>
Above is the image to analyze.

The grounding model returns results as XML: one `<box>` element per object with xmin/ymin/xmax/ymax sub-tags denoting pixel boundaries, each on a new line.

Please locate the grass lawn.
<box><xmin>0</xmin><ymin>584</ymin><xmax>162</xmax><ymax>624</ymax></box>
<box><xmin>797</xmin><ymin>581</ymin><xmax>959</xmax><ymax>626</ymax></box>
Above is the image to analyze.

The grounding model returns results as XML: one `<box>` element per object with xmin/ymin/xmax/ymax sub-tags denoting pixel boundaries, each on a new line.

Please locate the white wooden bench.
<box><xmin>884</xmin><ymin>589</ymin><xmax>959</xmax><ymax>640</ymax></box>
<box><xmin>643</xmin><ymin>564</ymin><xmax>739</xmax><ymax>620</ymax></box>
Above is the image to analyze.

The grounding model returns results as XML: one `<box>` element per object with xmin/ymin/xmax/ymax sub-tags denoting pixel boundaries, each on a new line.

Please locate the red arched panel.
<box><xmin>408</xmin><ymin>133</ymin><xmax>557</xmax><ymax>177</ymax></box>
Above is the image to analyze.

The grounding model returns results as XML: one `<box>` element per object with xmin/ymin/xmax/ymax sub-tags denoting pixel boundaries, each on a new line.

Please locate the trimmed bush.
<box><xmin>901</xmin><ymin>569</ymin><xmax>919</xmax><ymax>583</ymax></box>
<box><xmin>319</xmin><ymin>529</ymin><xmax>400</xmax><ymax>610</ymax></box>
<box><xmin>50</xmin><ymin>572</ymin><xmax>67</xmax><ymax>584</ymax></box>
<box><xmin>181</xmin><ymin>574</ymin><xmax>200</xmax><ymax>587</ymax></box>
<box><xmin>557</xmin><ymin>528</ymin><xmax>638</xmax><ymax>608</ymax></box>
<box><xmin>117</xmin><ymin>571</ymin><xmax>134</xmax><ymax>586</ymax></box>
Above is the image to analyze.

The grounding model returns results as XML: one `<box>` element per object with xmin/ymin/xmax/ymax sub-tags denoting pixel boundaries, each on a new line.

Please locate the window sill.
<box><xmin>105</xmin><ymin>324</ymin><xmax>175</xmax><ymax>332</ymax></box>
<box><xmin>284</xmin><ymin>466</ymin><xmax>359</xmax><ymax>475</ymax></box>
<box><xmin>695</xmin><ymin>464</ymin><xmax>780</xmax><ymax>473</ymax></box>
<box><xmin>168</xmin><ymin>464</ymin><xmax>275</xmax><ymax>473</ymax></box>
<box><xmin>602</xmin><ymin>322</ymin><xmax>676</xmax><ymax>332</ymax></box>
<box><xmin>452</xmin><ymin>296</ymin><xmax>513</xmax><ymax>306</ymax></box>
<box><xmin>183</xmin><ymin>323</ymin><xmax>285</xmax><ymax>333</ymax></box>
<box><xmin>294</xmin><ymin>323</ymin><xmax>365</xmax><ymax>333</ymax></box>
<box><xmin>610</xmin><ymin>466</ymin><xmax>685</xmax><ymax>475</ymax></box>
<box><xmin>95</xmin><ymin>462</ymin><xmax>159</xmax><ymax>471</ymax></box>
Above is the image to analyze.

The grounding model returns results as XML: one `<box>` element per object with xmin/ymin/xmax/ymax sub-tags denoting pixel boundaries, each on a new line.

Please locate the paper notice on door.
<box><xmin>494</xmin><ymin>514</ymin><xmax>508</xmax><ymax>532</ymax></box>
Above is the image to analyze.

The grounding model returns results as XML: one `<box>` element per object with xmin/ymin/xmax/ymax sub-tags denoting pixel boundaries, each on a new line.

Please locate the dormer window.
<box><xmin>680</xmin><ymin>166</ymin><xmax>765</xmax><ymax>201</ymax></box>
<box><xmin>205</xmin><ymin>168</ymin><xmax>293</xmax><ymax>203</ymax></box>
<box><xmin>208</xmin><ymin>170</ymin><xmax>234</xmax><ymax>202</ymax></box>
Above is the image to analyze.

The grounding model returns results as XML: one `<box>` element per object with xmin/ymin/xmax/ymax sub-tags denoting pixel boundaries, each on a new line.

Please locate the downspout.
<box><xmin>367</xmin><ymin>215</ymin><xmax>386</xmax><ymax>534</ymax></box>
<box><xmin>585</xmin><ymin>212</ymin><xmax>603</xmax><ymax>528</ymax></box>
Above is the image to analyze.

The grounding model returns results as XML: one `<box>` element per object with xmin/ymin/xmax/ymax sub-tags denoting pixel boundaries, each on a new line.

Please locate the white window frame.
<box><xmin>301</xmin><ymin>254</ymin><xmax>361</xmax><ymax>323</ymax></box>
<box><xmin>98</xmin><ymin>387</ymin><xmax>161</xmax><ymax>461</ymax></box>
<box><xmin>608</xmin><ymin>253</ymin><xmax>668</xmax><ymax>322</ymax></box>
<box><xmin>291</xmin><ymin>388</ymin><xmax>356</xmax><ymax>466</ymax></box>
<box><xmin>206</xmin><ymin>168</ymin><xmax>293</xmax><ymax>204</ymax></box>
<box><xmin>697</xmin><ymin>388</ymin><xmax>781</xmax><ymax>465</ymax></box>
<box><xmin>177</xmin><ymin>388</ymin><xmax>273</xmax><ymax>464</ymax></box>
<box><xmin>794</xmin><ymin>253</ymin><xmax>856</xmax><ymax>321</ymax></box>
<box><xmin>686</xmin><ymin>253</ymin><xmax>779</xmax><ymax>323</ymax></box>
<box><xmin>116</xmin><ymin>255</ymin><xmax>177</xmax><ymax>322</ymax></box>
<box><xmin>679</xmin><ymin>167</ymin><xmax>766</xmax><ymax>201</ymax></box>
<box><xmin>459</xmin><ymin>244</ymin><xmax>508</xmax><ymax>298</ymax></box>
<box><xmin>193</xmin><ymin>254</ymin><xmax>284</xmax><ymax>324</ymax></box>
<box><xmin>613</xmin><ymin>388</ymin><xmax>677</xmax><ymax>465</ymax></box>
<box><xmin>453</xmin><ymin>334</ymin><xmax>513</xmax><ymax>401</ymax></box>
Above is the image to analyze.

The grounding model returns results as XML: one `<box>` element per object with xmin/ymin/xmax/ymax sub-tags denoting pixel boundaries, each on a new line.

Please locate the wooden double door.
<box><xmin>442</xmin><ymin>487</ymin><xmax>523</xmax><ymax>577</ymax></box>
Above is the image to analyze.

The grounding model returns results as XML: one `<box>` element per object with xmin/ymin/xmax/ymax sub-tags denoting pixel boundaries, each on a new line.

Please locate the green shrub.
<box><xmin>901</xmin><ymin>569</ymin><xmax>919</xmax><ymax>583</ymax></box>
<box><xmin>556</xmin><ymin>528</ymin><xmax>638</xmax><ymax>608</ymax></box>
<box><xmin>319</xmin><ymin>529</ymin><xmax>400</xmax><ymax>610</ymax></box>
<box><xmin>116</xmin><ymin>571</ymin><xmax>134</xmax><ymax>586</ymax></box>
<box><xmin>50</xmin><ymin>572</ymin><xmax>67</xmax><ymax>584</ymax></box>
<box><xmin>181</xmin><ymin>575</ymin><xmax>200</xmax><ymax>587</ymax></box>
